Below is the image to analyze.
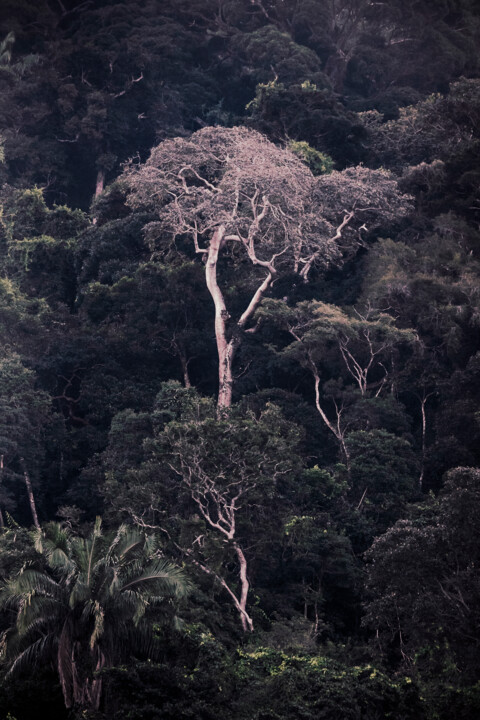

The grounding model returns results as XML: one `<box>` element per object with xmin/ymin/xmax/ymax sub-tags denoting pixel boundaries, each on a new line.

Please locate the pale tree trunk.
<box><xmin>286</xmin><ymin>339</ymin><xmax>351</xmax><ymax>465</ymax></box>
<box><xmin>204</xmin><ymin>225</ymin><xmax>275</xmax><ymax>410</ymax></box>
<box><xmin>234</xmin><ymin>541</ymin><xmax>253</xmax><ymax>632</ymax></box>
<box><xmin>184</xmin><ymin>546</ymin><xmax>254</xmax><ymax>632</ymax></box>
<box><xmin>20</xmin><ymin>458</ymin><xmax>40</xmax><ymax>530</ymax></box>
<box><xmin>182</xmin><ymin>364</ymin><xmax>191</xmax><ymax>389</ymax></box>
<box><xmin>92</xmin><ymin>169</ymin><xmax>106</xmax><ymax>225</ymax></box>
<box><xmin>418</xmin><ymin>392</ymin><xmax>434</xmax><ymax>493</ymax></box>
<box><xmin>419</xmin><ymin>396</ymin><xmax>427</xmax><ymax>492</ymax></box>
<box><xmin>187</xmin><ymin>502</ymin><xmax>254</xmax><ymax>631</ymax></box>
<box><xmin>312</xmin><ymin>371</ymin><xmax>350</xmax><ymax>467</ymax></box>
<box><xmin>205</xmin><ymin>226</ymin><xmax>236</xmax><ymax>409</ymax></box>
<box><xmin>95</xmin><ymin>169</ymin><xmax>105</xmax><ymax>197</ymax></box>
<box><xmin>217</xmin><ymin>337</ymin><xmax>237</xmax><ymax>410</ymax></box>
<box><xmin>25</xmin><ymin>471</ymin><xmax>40</xmax><ymax>529</ymax></box>
<box><xmin>180</xmin><ymin>462</ymin><xmax>255</xmax><ymax>631</ymax></box>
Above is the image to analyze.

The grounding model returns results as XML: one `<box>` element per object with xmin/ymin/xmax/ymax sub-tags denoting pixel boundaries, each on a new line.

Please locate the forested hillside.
<box><xmin>0</xmin><ymin>1</ymin><xmax>480</xmax><ymax>718</ymax></box>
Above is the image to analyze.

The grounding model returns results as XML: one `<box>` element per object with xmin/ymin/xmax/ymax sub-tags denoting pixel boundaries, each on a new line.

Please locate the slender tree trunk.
<box><xmin>183</xmin><ymin>366</ymin><xmax>191</xmax><ymax>389</ymax></box>
<box><xmin>218</xmin><ymin>338</ymin><xmax>238</xmax><ymax>410</ymax></box>
<box><xmin>95</xmin><ymin>169</ymin><xmax>105</xmax><ymax>197</ymax></box>
<box><xmin>233</xmin><ymin>541</ymin><xmax>253</xmax><ymax>632</ymax></box>
<box><xmin>312</xmin><ymin>372</ymin><xmax>350</xmax><ymax>466</ymax></box>
<box><xmin>418</xmin><ymin>392</ymin><xmax>433</xmax><ymax>493</ymax></box>
<box><xmin>20</xmin><ymin>458</ymin><xmax>40</xmax><ymax>530</ymax></box>
<box><xmin>179</xmin><ymin>352</ymin><xmax>192</xmax><ymax>389</ymax></box>
<box><xmin>182</xmin><ymin>546</ymin><xmax>254</xmax><ymax>632</ymax></box>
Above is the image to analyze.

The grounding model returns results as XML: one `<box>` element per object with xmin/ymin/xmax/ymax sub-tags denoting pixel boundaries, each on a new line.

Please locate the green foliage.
<box><xmin>0</xmin><ymin>275</ymin><xmax>48</xmax><ymax>360</ymax></box>
<box><xmin>0</xmin><ymin>187</ymin><xmax>87</xmax><ymax>308</ymax></box>
<box><xmin>0</xmin><ymin>526</ymin><xmax>38</xmax><ymax>583</ymax></box>
<box><xmin>101</xmin><ymin>385</ymin><xmax>305</xmax><ymax>632</ymax></box>
<box><xmin>0</xmin><ymin>353</ymin><xmax>53</xmax><ymax>524</ymax></box>
<box><xmin>247</xmin><ymin>78</ymin><xmax>367</xmax><ymax>165</ymax></box>
<box><xmin>365</xmin><ymin>467</ymin><xmax>480</xmax><ymax>709</ymax></box>
<box><xmin>288</xmin><ymin>140</ymin><xmax>334</xmax><ymax>175</ymax></box>
<box><xmin>79</xmin><ymin>260</ymin><xmax>215</xmax><ymax>393</ymax></box>
<box><xmin>280</xmin><ymin>513</ymin><xmax>359</xmax><ymax>636</ymax></box>
<box><xmin>231</xmin><ymin>647</ymin><xmax>423</xmax><ymax>720</ymax></box>
<box><xmin>360</xmin><ymin>225</ymin><xmax>480</xmax><ymax>352</ymax></box>
<box><xmin>232</xmin><ymin>26</ymin><xmax>327</xmax><ymax>86</ymax></box>
<box><xmin>365</xmin><ymin>79</ymin><xmax>480</xmax><ymax>175</ymax></box>
<box><xmin>345</xmin><ymin>429</ymin><xmax>418</xmax><ymax>540</ymax></box>
<box><xmin>347</xmin><ymin>430</ymin><xmax>417</xmax><ymax>496</ymax></box>
<box><xmin>0</xmin><ymin>1</ymin><xmax>479</xmax><ymax>716</ymax></box>
<box><xmin>102</xmin><ymin>622</ymin><xmax>233</xmax><ymax>719</ymax></box>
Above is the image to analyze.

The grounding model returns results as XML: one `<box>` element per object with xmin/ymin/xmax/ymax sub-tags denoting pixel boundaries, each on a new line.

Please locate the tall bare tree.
<box><xmin>126</xmin><ymin>126</ymin><xmax>410</xmax><ymax>408</ymax></box>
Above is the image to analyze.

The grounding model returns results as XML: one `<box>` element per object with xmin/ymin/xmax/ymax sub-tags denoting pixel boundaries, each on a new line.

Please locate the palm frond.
<box><xmin>48</xmin><ymin>547</ymin><xmax>73</xmax><ymax>572</ymax></box>
<box><xmin>89</xmin><ymin>600</ymin><xmax>105</xmax><ymax>650</ymax></box>
<box><xmin>120</xmin><ymin>559</ymin><xmax>190</xmax><ymax>598</ymax></box>
<box><xmin>34</xmin><ymin>523</ymin><xmax>72</xmax><ymax>570</ymax></box>
<box><xmin>89</xmin><ymin>565</ymin><xmax>111</xmax><ymax>604</ymax></box>
<box><xmin>1</xmin><ymin>569</ymin><xmax>64</xmax><ymax>610</ymax></box>
<box><xmin>6</xmin><ymin>633</ymin><xmax>55</xmax><ymax>677</ymax></box>
<box><xmin>78</xmin><ymin>598</ymin><xmax>106</xmax><ymax>649</ymax></box>
<box><xmin>57</xmin><ymin>617</ymin><xmax>73</xmax><ymax>709</ymax></box>
<box><xmin>107</xmin><ymin>589</ymin><xmax>140</xmax><ymax>617</ymax></box>
<box><xmin>15</xmin><ymin>615</ymin><xmax>53</xmax><ymax>641</ymax></box>
<box><xmin>72</xmin><ymin>517</ymin><xmax>104</xmax><ymax>583</ymax></box>
<box><xmin>143</xmin><ymin>533</ymin><xmax>158</xmax><ymax>557</ymax></box>
<box><xmin>16</xmin><ymin>595</ymin><xmax>65</xmax><ymax>637</ymax></box>
<box><xmin>132</xmin><ymin>596</ymin><xmax>148</xmax><ymax>625</ymax></box>
<box><xmin>106</xmin><ymin>523</ymin><xmax>144</xmax><ymax>563</ymax></box>
<box><xmin>124</xmin><ymin>621</ymin><xmax>163</xmax><ymax>661</ymax></box>
<box><xmin>69</xmin><ymin>578</ymin><xmax>89</xmax><ymax>608</ymax></box>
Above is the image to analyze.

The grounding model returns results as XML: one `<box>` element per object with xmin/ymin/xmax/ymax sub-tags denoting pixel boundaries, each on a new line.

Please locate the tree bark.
<box><xmin>95</xmin><ymin>169</ymin><xmax>105</xmax><ymax>197</ymax></box>
<box><xmin>233</xmin><ymin>541</ymin><xmax>253</xmax><ymax>632</ymax></box>
<box><xmin>418</xmin><ymin>392</ymin><xmax>433</xmax><ymax>492</ymax></box>
<box><xmin>204</xmin><ymin>225</ymin><xmax>275</xmax><ymax>410</ymax></box>
<box><xmin>205</xmin><ymin>226</ymin><xmax>236</xmax><ymax>410</ymax></box>
<box><xmin>179</xmin><ymin>352</ymin><xmax>191</xmax><ymax>389</ymax></box>
<box><xmin>183</xmin><ymin>545</ymin><xmax>254</xmax><ymax>632</ymax></box>
<box><xmin>312</xmin><ymin>370</ymin><xmax>350</xmax><ymax>466</ymax></box>
<box><xmin>20</xmin><ymin>458</ymin><xmax>40</xmax><ymax>530</ymax></box>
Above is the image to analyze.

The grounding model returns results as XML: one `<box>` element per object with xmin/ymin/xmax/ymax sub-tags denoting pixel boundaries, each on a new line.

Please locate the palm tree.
<box><xmin>0</xmin><ymin>518</ymin><xmax>190</xmax><ymax>712</ymax></box>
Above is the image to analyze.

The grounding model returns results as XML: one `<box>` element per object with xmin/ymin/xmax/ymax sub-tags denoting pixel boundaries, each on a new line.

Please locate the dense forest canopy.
<box><xmin>0</xmin><ymin>1</ymin><xmax>480</xmax><ymax>718</ymax></box>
